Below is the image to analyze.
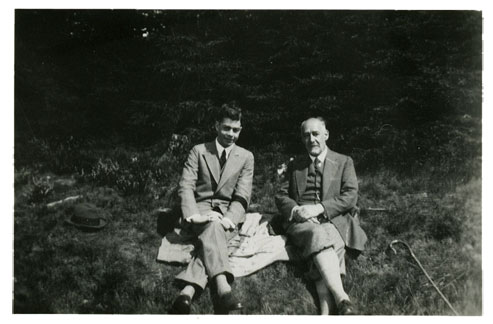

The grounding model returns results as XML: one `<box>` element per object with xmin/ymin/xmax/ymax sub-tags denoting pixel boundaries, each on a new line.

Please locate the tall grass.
<box><xmin>13</xmin><ymin>143</ymin><xmax>481</xmax><ymax>314</ymax></box>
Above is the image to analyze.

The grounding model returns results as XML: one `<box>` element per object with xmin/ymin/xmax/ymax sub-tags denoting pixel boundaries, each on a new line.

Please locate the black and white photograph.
<box><xmin>9</xmin><ymin>2</ymin><xmax>485</xmax><ymax>317</ymax></box>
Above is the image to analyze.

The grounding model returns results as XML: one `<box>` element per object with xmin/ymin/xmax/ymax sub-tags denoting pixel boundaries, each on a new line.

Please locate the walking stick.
<box><xmin>389</xmin><ymin>240</ymin><xmax>460</xmax><ymax>316</ymax></box>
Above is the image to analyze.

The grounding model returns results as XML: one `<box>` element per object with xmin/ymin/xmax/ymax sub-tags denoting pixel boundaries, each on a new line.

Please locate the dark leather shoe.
<box><xmin>170</xmin><ymin>295</ymin><xmax>192</xmax><ymax>314</ymax></box>
<box><xmin>338</xmin><ymin>300</ymin><xmax>357</xmax><ymax>315</ymax></box>
<box><xmin>217</xmin><ymin>292</ymin><xmax>243</xmax><ymax>313</ymax></box>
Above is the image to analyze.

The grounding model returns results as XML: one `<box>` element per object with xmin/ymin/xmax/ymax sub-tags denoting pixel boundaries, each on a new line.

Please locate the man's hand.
<box><xmin>307</xmin><ymin>217</ymin><xmax>320</xmax><ymax>224</ymax></box>
<box><xmin>297</xmin><ymin>204</ymin><xmax>324</xmax><ymax>218</ymax></box>
<box><xmin>186</xmin><ymin>211</ymin><xmax>223</xmax><ymax>224</ymax></box>
<box><xmin>292</xmin><ymin>204</ymin><xmax>324</xmax><ymax>223</ymax></box>
<box><xmin>220</xmin><ymin>217</ymin><xmax>236</xmax><ymax>231</ymax></box>
<box><xmin>203</xmin><ymin>210</ymin><xmax>223</xmax><ymax>221</ymax></box>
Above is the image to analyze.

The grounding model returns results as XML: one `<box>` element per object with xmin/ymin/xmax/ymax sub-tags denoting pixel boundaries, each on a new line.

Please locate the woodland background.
<box><xmin>14</xmin><ymin>10</ymin><xmax>482</xmax><ymax>314</ymax></box>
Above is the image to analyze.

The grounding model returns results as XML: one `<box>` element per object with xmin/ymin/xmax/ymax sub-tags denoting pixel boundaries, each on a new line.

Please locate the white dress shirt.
<box><xmin>215</xmin><ymin>138</ymin><xmax>235</xmax><ymax>160</ymax></box>
<box><xmin>309</xmin><ymin>147</ymin><xmax>327</xmax><ymax>169</ymax></box>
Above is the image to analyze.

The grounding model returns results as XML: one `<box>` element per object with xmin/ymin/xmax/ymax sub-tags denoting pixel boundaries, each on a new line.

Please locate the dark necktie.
<box><xmin>220</xmin><ymin>149</ymin><xmax>227</xmax><ymax>168</ymax></box>
<box><xmin>314</xmin><ymin>158</ymin><xmax>322</xmax><ymax>174</ymax></box>
<box><xmin>314</xmin><ymin>158</ymin><xmax>322</xmax><ymax>202</ymax></box>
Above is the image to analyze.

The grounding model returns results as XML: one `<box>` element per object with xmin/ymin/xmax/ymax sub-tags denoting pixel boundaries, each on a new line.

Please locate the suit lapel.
<box><xmin>322</xmin><ymin>150</ymin><xmax>338</xmax><ymax>199</ymax></box>
<box><xmin>294</xmin><ymin>156</ymin><xmax>310</xmax><ymax>198</ymax></box>
<box><xmin>216</xmin><ymin>145</ymin><xmax>240</xmax><ymax>192</ymax></box>
<box><xmin>203</xmin><ymin>142</ymin><xmax>221</xmax><ymax>185</ymax></box>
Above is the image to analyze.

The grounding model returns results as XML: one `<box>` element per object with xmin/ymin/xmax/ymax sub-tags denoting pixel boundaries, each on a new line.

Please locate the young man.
<box><xmin>275</xmin><ymin>117</ymin><xmax>367</xmax><ymax>315</ymax></box>
<box><xmin>171</xmin><ymin>104</ymin><xmax>254</xmax><ymax>314</ymax></box>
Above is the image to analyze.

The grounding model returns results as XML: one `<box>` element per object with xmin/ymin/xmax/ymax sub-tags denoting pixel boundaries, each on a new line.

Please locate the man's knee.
<box><xmin>309</xmin><ymin>225</ymin><xmax>330</xmax><ymax>243</ymax></box>
<box><xmin>203</xmin><ymin>220</ymin><xmax>223</xmax><ymax>232</ymax></box>
<box><xmin>198</xmin><ymin>220</ymin><xmax>226</xmax><ymax>243</ymax></box>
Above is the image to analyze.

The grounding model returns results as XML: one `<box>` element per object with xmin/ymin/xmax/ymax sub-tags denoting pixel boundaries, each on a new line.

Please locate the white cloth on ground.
<box><xmin>156</xmin><ymin>213</ymin><xmax>295</xmax><ymax>277</ymax></box>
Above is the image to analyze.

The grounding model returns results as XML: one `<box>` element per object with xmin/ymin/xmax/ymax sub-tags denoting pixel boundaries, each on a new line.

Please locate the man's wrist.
<box><xmin>316</xmin><ymin>203</ymin><xmax>325</xmax><ymax>216</ymax></box>
<box><xmin>221</xmin><ymin>217</ymin><xmax>236</xmax><ymax>230</ymax></box>
<box><xmin>289</xmin><ymin>206</ymin><xmax>300</xmax><ymax>221</ymax></box>
<box><xmin>185</xmin><ymin>213</ymin><xmax>200</xmax><ymax>222</ymax></box>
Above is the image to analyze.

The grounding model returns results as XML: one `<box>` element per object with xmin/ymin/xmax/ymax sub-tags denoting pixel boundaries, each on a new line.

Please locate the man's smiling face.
<box><xmin>215</xmin><ymin>118</ymin><xmax>242</xmax><ymax>148</ymax></box>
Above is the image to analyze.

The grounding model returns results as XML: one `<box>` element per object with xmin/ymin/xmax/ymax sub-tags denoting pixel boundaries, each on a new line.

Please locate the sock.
<box><xmin>180</xmin><ymin>285</ymin><xmax>196</xmax><ymax>298</ymax></box>
<box><xmin>215</xmin><ymin>274</ymin><xmax>232</xmax><ymax>296</ymax></box>
<box><xmin>313</xmin><ymin>248</ymin><xmax>349</xmax><ymax>305</ymax></box>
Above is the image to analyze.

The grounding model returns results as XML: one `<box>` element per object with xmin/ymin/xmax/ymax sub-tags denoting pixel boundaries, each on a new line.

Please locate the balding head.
<box><xmin>300</xmin><ymin>117</ymin><xmax>329</xmax><ymax>157</ymax></box>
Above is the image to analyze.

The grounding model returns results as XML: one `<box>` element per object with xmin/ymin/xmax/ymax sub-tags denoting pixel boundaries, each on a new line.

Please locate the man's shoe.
<box><xmin>217</xmin><ymin>292</ymin><xmax>243</xmax><ymax>313</ymax></box>
<box><xmin>170</xmin><ymin>295</ymin><xmax>192</xmax><ymax>314</ymax></box>
<box><xmin>338</xmin><ymin>300</ymin><xmax>357</xmax><ymax>315</ymax></box>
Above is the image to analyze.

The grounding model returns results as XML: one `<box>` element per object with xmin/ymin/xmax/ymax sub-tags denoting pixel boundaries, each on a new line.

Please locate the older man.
<box><xmin>171</xmin><ymin>104</ymin><xmax>254</xmax><ymax>314</ymax></box>
<box><xmin>275</xmin><ymin>117</ymin><xmax>367</xmax><ymax>315</ymax></box>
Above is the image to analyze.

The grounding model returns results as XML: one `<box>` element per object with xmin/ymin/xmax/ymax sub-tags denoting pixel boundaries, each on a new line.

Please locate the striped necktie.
<box><xmin>220</xmin><ymin>149</ymin><xmax>227</xmax><ymax>168</ymax></box>
<box><xmin>314</xmin><ymin>158</ymin><xmax>322</xmax><ymax>174</ymax></box>
<box><xmin>314</xmin><ymin>157</ymin><xmax>322</xmax><ymax>202</ymax></box>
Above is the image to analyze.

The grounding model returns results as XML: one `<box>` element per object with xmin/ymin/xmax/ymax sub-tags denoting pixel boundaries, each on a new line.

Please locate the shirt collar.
<box><xmin>215</xmin><ymin>138</ymin><xmax>235</xmax><ymax>158</ymax></box>
<box><xmin>309</xmin><ymin>147</ymin><xmax>328</xmax><ymax>163</ymax></box>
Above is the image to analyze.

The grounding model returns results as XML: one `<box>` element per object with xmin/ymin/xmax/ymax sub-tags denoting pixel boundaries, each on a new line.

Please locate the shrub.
<box><xmin>87</xmin><ymin>157</ymin><xmax>153</xmax><ymax>196</ymax></box>
<box><xmin>29</xmin><ymin>175</ymin><xmax>54</xmax><ymax>203</ymax></box>
<box><xmin>89</xmin><ymin>158</ymin><xmax>122</xmax><ymax>187</ymax></box>
<box><xmin>85</xmin><ymin>144</ymin><xmax>183</xmax><ymax>199</ymax></box>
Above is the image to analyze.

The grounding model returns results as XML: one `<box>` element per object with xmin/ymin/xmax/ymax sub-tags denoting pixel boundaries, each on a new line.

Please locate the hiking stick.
<box><xmin>389</xmin><ymin>239</ymin><xmax>459</xmax><ymax>316</ymax></box>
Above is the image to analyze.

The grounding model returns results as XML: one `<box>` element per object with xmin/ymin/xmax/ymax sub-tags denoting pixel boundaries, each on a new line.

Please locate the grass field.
<box><xmin>13</xmin><ymin>153</ymin><xmax>481</xmax><ymax>315</ymax></box>
<box><xmin>12</xmin><ymin>10</ymin><xmax>482</xmax><ymax>315</ymax></box>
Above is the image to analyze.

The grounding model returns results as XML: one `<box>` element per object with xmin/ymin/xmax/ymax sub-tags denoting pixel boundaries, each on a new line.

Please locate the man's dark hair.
<box><xmin>216</xmin><ymin>103</ymin><xmax>242</xmax><ymax>122</ymax></box>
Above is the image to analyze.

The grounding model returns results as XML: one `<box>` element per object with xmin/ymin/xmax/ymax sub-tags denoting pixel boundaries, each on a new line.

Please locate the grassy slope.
<box><xmin>13</xmin><ymin>10</ymin><xmax>482</xmax><ymax>315</ymax></box>
<box><xmin>13</xmin><ymin>164</ymin><xmax>481</xmax><ymax>315</ymax></box>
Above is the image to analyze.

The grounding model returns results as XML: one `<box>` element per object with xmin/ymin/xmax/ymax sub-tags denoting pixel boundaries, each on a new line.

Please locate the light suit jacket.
<box><xmin>179</xmin><ymin>141</ymin><xmax>254</xmax><ymax>226</ymax></box>
<box><xmin>275</xmin><ymin>149</ymin><xmax>367</xmax><ymax>252</ymax></box>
